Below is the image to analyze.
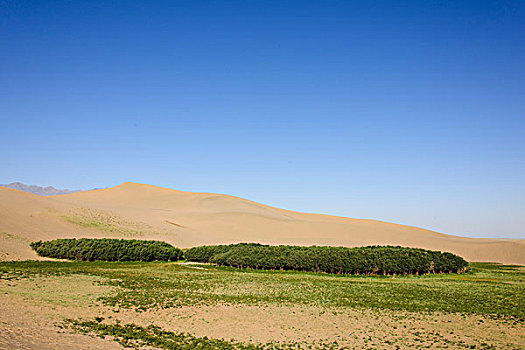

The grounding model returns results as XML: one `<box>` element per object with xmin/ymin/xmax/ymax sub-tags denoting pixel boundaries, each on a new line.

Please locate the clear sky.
<box><xmin>1</xmin><ymin>1</ymin><xmax>524</xmax><ymax>238</ymax></box>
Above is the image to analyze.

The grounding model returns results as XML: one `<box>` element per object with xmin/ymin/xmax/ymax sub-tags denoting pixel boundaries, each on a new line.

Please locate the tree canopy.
<box><xmin>30</xmin><ymin>238</ymin><xmax>183</xmax><ymax>262</ymax></box>
<box><xmin>185</xmin><ymin>243</ymin><xmax>468</xmax><ymax>275</ymax></box>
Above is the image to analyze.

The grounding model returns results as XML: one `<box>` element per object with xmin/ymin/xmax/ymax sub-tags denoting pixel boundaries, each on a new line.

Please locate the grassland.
<box><xmin>1</xmin><ymin>261</ymin><xmax>522</xmax><ymax>317</ymax></box>
<box><xmin>0</xmin><ymin>261</ymin><xmax>523</xmax><ymax>349</ymax></box>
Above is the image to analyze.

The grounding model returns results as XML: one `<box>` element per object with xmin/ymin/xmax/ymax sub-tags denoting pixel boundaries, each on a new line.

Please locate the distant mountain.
<box><xmin>0</xmin><ymin>182</ymin><xmax>82</xmax><ymax>196</ymax></box>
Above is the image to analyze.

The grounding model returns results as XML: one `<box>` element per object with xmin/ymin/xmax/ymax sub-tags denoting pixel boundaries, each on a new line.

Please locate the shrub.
<box><xmin>30</xmin><ymin>238</ymin><xmax>183</xmax><ymax>262</ymax></box>
<box><xmin>185</xmin><ymin>244</ymin><xmax>468</xmax><ymax>275</ymax></box>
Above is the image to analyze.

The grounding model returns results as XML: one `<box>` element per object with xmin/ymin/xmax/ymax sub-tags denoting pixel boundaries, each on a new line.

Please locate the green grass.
<box><xmin>0</xmin><ymin>261</ymin><xmax>523</xmax><ymax>319</ymax></box>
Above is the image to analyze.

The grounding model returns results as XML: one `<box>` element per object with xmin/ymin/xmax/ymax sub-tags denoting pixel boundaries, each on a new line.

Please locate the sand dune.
<box><xmin>1</xmin><ymin>182</ymin><xmax>523</xmax><ymax>264</ymax></box>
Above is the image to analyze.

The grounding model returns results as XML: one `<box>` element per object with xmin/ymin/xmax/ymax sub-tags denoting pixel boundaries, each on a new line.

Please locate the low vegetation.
<box><xmin>1</xmin><ymin>261</ymin><xmax>523</xmax><ymax>349</ymax></box>
<box><xmin>185</xmin><ymin>243</ymin><xmax>468</xmax><ymax>275</ymax></box>
<box><xmin>30</xmin><ymin>238</ymin><xmax>183</xmax><ymax>262</ymax></box>
<box><xmin>1</xmin><ymin>261</ymin><xmax>522</xmax><ymax>318</ymax></box>
<box><xmin>64</xmin><ymin>318</ymin><xmax>339</xmax><ymax>350</ymax></box>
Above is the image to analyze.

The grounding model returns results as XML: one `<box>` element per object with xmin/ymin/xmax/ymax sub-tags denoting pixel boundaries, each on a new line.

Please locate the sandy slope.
<box><xmin>0</xmin><ymin>182</ymin><xmax>523</xmax><ymax>264</ymax></box>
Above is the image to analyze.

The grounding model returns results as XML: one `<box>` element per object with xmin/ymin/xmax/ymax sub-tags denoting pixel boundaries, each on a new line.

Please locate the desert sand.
<box><xmin>1</xmin><ymin>182</ymin><xmax>524</xmax><ymax>264</ymax></box>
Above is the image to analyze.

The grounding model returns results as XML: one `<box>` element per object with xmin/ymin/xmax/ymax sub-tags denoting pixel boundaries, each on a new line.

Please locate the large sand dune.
<box><xmin>1</xmin><ymin>182</ymin><xmax>523</xmax><ymax>264</ymax></box>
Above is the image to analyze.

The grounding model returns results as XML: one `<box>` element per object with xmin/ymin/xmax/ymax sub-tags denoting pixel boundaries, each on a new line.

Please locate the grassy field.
<box><xmin>1</xmin><ymin>261</ymin><xmax>523</xmax><ymax>317</ymax></box>
<box><xmin>0</xmin><ymin>260</ymin><xmax>524</xmax><ymax>349</ymax></box>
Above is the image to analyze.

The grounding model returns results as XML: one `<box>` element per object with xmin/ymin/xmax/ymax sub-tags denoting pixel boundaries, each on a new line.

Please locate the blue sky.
<box><xmin>1</xmin><ymin>1</ymin><xmax>524</xmax><ymax>238</ymax></box>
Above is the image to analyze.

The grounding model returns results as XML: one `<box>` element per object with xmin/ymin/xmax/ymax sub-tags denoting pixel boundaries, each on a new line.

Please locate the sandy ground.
<box><xmin>1</xmin><ymin>182</ymin><xmax>524</xmax><ymax>264</ymax></box>
<box><xmin>114</xmin><ymin>305</ymin><xmax>525</xmax><ymax>349</ymax></box>
<box><xmin>0</xmin><ymin>274</ymin><xmax>523</xmax><ymax>349</ymax></box>
<box><xmin>0</xmin><ymin>275</ymin><xmax>120</xmax><ymax>350</ymax></box>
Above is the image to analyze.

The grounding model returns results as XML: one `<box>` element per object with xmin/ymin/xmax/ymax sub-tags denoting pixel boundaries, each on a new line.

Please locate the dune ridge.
<box><xmin>0</xmin><ymin>182</ymin><xmax>523</xmax><ymax>264</ymax></box>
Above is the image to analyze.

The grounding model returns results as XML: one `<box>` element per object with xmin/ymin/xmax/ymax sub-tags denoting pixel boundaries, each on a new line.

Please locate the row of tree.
<box><xmin>185</xmin><ymin>243</ymin><xmax>468</xmax><ymax>275</ymax></box>
<box><xmin>30</xmin><ymin>238</ymin><xmax>184</xmax><ymax>262</ymax></box>
<box><xmin>30</xmin><ymin>239</ymin><xmax>468</xmax><ymax>274</ymax></box>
